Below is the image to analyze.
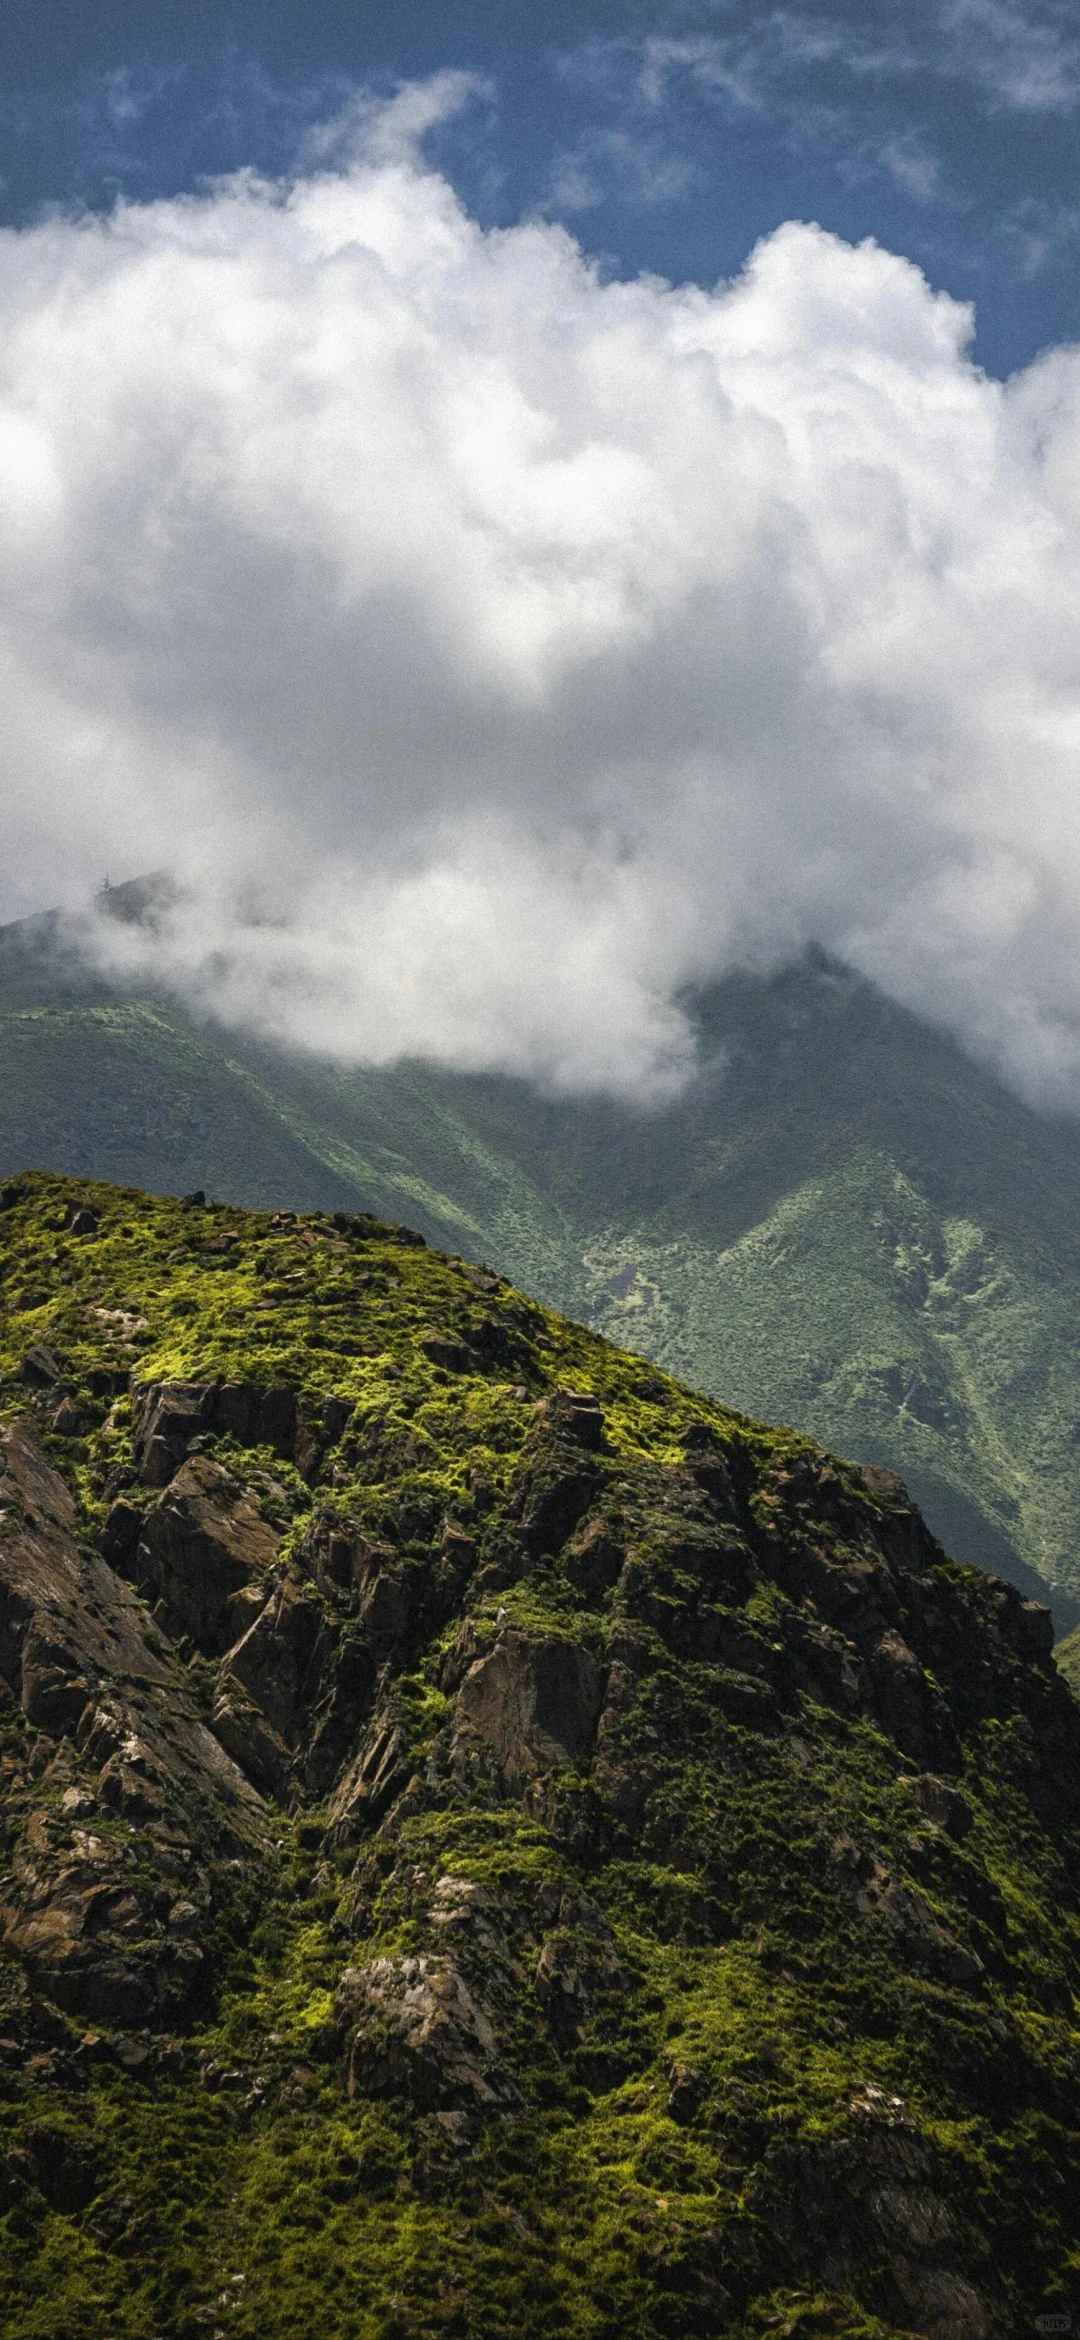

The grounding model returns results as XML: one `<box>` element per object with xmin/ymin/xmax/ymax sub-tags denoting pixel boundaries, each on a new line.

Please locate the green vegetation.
<box><xmin>3</xmin><ymin>923</ymin><xmax>1080</xmax><ymax>1627</ymax></box>
<box><xmin>0</xmin><ymin>1171</ymin><xmax>1078</xmax><ymax>2335</ymax></box>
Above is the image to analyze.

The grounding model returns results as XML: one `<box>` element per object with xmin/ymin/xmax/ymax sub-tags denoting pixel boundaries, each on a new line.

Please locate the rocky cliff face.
<box><xmin>0</xmin><ymin>1171</ymin><xmax>1078</xmax><ymax>2338</ymax></box>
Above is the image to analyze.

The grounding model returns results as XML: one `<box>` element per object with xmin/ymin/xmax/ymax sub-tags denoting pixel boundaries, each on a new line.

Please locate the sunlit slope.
<box><xmin>3</xmin><ymin>918</ymin><xmax>1079</xmax><ymax>1619</ymax></box>
<box><xmin>2</xmin><ymin>1170</ymin><xmax>1079</xmax><ymax>2332</ymax></box>
<box><xmin>305</xmin><ymin>963</ymin><xmax>1080</xmax><ymax>1624</ymax></box>
<box><xmin>573</xmin><ymin>1154</ymin><xmax>1080</xmax><ymax>1624</ymax></box>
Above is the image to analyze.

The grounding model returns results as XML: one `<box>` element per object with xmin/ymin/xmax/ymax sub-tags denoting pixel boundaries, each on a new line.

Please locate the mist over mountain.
<box><xmin>5</xmin><ymin>899</ymin><xmax>1080</xmax><ymax>1641</ymax></box>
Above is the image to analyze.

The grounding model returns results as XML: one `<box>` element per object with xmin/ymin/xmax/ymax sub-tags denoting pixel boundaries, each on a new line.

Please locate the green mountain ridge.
<box><xmin>0</xmin><ymin>1168</ymin><xmax>1079</xmax><ymax>2334</ymax></box>
<box><xmin>3</xmin><ymin>910</ymin><xmax>1080</xmax><ymax>1635</ymax></box>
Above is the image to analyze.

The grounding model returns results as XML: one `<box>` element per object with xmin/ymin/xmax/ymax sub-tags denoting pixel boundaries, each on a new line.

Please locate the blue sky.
<box><xmin>3</xmin><ymin>0</ymin><xmax>1080</xmax><ymax>377</ymax></box>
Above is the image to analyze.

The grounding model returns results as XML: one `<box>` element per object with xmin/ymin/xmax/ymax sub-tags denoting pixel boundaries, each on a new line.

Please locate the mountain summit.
<box><xmin>3</xmin><ymin>918</ymin><xmax>1080</xmax><ymax>1629</ymax></box>
<box><xmin>0</xmin><ymin>1171</ymin><xmax>1077</xmax><ymax>2334</ymax></box>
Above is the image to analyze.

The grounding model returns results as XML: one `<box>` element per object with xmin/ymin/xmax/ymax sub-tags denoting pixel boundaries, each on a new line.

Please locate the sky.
<box><xmin>4</xmin><ymin>3</ymin><xmax>1080</xmax><ymax>1104</ymax></box>
<box><xmin>4</xmin><ymin>0</ymin><xmax>1080</xmax><ymax>376</ymax></box>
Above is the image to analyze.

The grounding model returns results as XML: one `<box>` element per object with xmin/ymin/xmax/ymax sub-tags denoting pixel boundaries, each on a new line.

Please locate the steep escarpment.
<box><xmin>0</xmin><ymin>1172</ymin><xmax>1078</xmax><ymax>2337</ymax></box>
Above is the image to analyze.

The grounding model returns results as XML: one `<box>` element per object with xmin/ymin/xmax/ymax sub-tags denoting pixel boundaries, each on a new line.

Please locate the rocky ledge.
<box><xmin>0</xmin><ymin>1170</ymin><xmax>1078</xmax><ymax>2339</ymax></box>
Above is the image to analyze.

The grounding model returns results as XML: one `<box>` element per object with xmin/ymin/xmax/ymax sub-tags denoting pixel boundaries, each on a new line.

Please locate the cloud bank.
<box><xmin>3</xmin><ymin>81</ymin><xmax>1080</xmax><ymax>1103</ymax></box>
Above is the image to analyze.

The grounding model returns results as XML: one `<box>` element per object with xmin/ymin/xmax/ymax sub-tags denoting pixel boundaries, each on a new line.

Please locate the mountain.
<box><xmin>4</xmin><ymin>905</ymin><xmax>1080</xmax><ymax>1631</ymax></box>
<box><xmin>0</xmin><ymin>1168</ymin><xmax>1078</xmax><ymax>2335</ymax></box>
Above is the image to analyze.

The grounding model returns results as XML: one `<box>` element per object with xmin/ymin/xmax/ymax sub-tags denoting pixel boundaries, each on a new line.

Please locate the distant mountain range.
<box><xmin>4</xmin><ymin>892</ymin><xmax>1080</xmax><ymax>1638</ymax></box>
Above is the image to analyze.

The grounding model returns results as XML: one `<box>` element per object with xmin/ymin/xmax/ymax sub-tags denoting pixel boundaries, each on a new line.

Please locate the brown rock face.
<box><xmin>751</xmin><ymin>2085</ymin><xmax>999</xmax><ymax>2340</ymax></box>
<box><xmin>910</xmin><ymin>1773</ymin><xmax>974</xmax><ymax>1840</ymax></box>
<box><xmin>507</xmin><ymin>1401</ymin><xmax>607</xmax><ymax>1561</ymax></box>
<box><xmin>131</xmin><ymin>1378</ymin><xmax>298</xmax><ymax>1485</ymax></box>
<box><xmin>133</xmin><ymin>1455</ymin><xmax>279</xmax><ymax>1653</ymax></box>
<box><xmin>212</xmin><ymin>1567</ymin><xmax>364</xmax><ymax>1800</ymax></box>
<box><xmin>454</xmin><ymin>1631</ymin><xmax>602</xmax><ymax>1794</ymax></box>
<box><xmin>564</xmin><ymin>1516</ymin><xmax>624</xmax><ymax>1601</ymax></box>
<box><xmin>0</xmin><ymin>1420</ymin><xmax>267</xmax><ymax>2024</ymax></box>
<box><xmin>532</xmin><ymin>1389</ymin><xmax>608</xmax><ymax>1453</ymax></box>
<box><xmin>338</xmin><ymin>1954</ymin><xmax>515</xmax><ymax>2110</ymax></box>
<box><xmin>326</xmin><ymin>1714</ymin><xmax>413</xmax><ymax>1835</ymax></box>
<box><xmin>131</xmin><ymin>1380</ymin><xmax>217</xmax><ymax>1486</ymax></box>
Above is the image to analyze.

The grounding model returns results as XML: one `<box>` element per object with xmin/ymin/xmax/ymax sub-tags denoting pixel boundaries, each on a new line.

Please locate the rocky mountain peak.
<box><xmin>0</xmin><ymin>1170</ymin><xmax>1077</xmax><ymax>2335</ymax></box>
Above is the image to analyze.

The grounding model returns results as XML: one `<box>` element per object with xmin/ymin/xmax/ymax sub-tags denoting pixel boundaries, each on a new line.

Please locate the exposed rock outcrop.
<box><xmin>0</xmin><ymin>1171</ymin><xmax>1077</xmax><ymax>2339</ymax></box>
<box><xmin>453</xmin><ymin>1630</ymin><xmax>603</xmax><ymax>1795</ymax></box>
<box><xmin>131</xmin><ymin>1378</ymin><xmax>298</xmax><ymax>1485</ymax></box>
<box><xmin>130</xmin><ymin>1454</ymin><xmax>279</xmax><ymax>1652</ymax></box>
<box><xmin>337</xmin><ymin>1954</ymin><xmax>517</xmax><ymax>2111</ymax></box>
<box><xmin>0</xmin><ymin>1419</ymin><xmax>267</xmax><ymax>2026</ymax></box>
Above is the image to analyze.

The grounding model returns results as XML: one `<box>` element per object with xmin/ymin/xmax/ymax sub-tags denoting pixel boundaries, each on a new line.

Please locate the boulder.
<box><xmin>681</xmin><ymin>1421</ymin><xmax>741</xmax><ymax>1513</ymax></box>
<box><xmin>513</xmin><ymin>1458</ymin><xmax>600</xmax><ymax>1561</ymax></box>
<box><xmin>19</xmin><ymin>1621</ymin><xmax>91</xmax><ymax>1737</ymax></box>
<box><xmin>501</xmin><ymin>1391</ymin><xmax>612</xmax><ymax>1562</ymax></box>
<box><xmin>866</xmin><ymin>1628</ymin><xmax>957</xmax><ymax>1767</ymax></box>
<box><xmin>532</xmin><ymin>1389</ymin><xmax>607</xmax><ymax>1453</ymax></box>
<box><xmin>339</xmin><ymin>1954</ymin><xmax>514</xmax><ymax>2110</ymax></box>
<box><xmin>101</xmin><ymin>1500</ymin><xmax>142</xmax><ymax>1573</ymax></box>
<box><xmin>564</xmin><ymin>1517</ymin><xmax>624</xmax><ymax>1603</ymax></box>
<box><xmin>749</xmin><ymin>2086</ymin><xmax>998</xmax><ymax>2339</ymax></box>
<box><xmin>321</xmin><ymin>1394</ymin><xmax>354</xmax><ymax>1443</ymax></box>
<box><xmin>214</xmin><ymin>1381</ymin><xmax>297</xmax><ymax>1456</ymax></box>
<box><xmin>418</xmin><ymin>1332</ymin><xmax>472</xmax><ymax>1373</ymax></box>
<box><xmin>988</xmin><ymin>1578</ymin><xmax>1055</xmax><ymax>1666</ymax></box>
<box><xmin>0</xmin><ymin>1846</ymin><xmax>202</xmax><ymax>2027</ymax></box>
<box><xmin>910</xmin><ymin>1774</ymin><xmax>974</xmax><ymax>1841</ymax></box>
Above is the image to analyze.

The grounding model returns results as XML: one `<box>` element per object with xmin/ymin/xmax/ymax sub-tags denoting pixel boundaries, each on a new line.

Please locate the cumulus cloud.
<box><xmin>3</xmin><ymin>82</ymin><xmax>1080</xmax><ymax>1103</ymax></box>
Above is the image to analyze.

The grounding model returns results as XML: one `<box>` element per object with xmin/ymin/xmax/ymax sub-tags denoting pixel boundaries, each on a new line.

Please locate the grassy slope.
<box><xmin>3</xmin><ymin>928</ymin><xmax>1080</xmax><ymax>1622</ymax></box>
<box><xmin>0</xmin><ymin>1171</ymin><xmax>1079</xmax><ymax>2336</ymax></box>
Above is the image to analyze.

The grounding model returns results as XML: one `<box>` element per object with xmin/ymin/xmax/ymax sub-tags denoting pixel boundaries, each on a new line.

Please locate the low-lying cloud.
<box><xmin>4</xmin><ymin>78</ymin><xmax>1080</xmax><ymax>1104</ymax></box>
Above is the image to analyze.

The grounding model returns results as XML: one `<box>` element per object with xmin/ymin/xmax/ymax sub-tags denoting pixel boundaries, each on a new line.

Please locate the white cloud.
<box><xmin>997</xmin><ymin>195</ymin><xmax>1080</xmax><ymax>276</ymax></box>
<box><xmin>544</xmin><ymin>128</ymin><xmax>696</xmax><ymax>217</ymax></box>
<box><xmin>874</xmin><ymin>133</ymin><xmax>944</xmax><ymax>203</ymax></box>
<box><xmin>639</xmin><ymin>5</ymin><xmax>1080</xmax><ymax>120</ymax></box>
<box><xmin>4</xmin><ymin>85</ymin><xmax>1080</xmax><ymax>1105</ymax></box>
<box><xmin>938</xmin><ymin>0</ymin><xmax>1080</xmax><ymax>111</ymax></box>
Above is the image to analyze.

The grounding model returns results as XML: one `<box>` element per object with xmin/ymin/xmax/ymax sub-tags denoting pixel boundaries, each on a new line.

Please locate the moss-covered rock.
<box><xmin>0</xmin><ymin>1170</ymin><xmax>1078</xmax><ymax>2336</ymax></box>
